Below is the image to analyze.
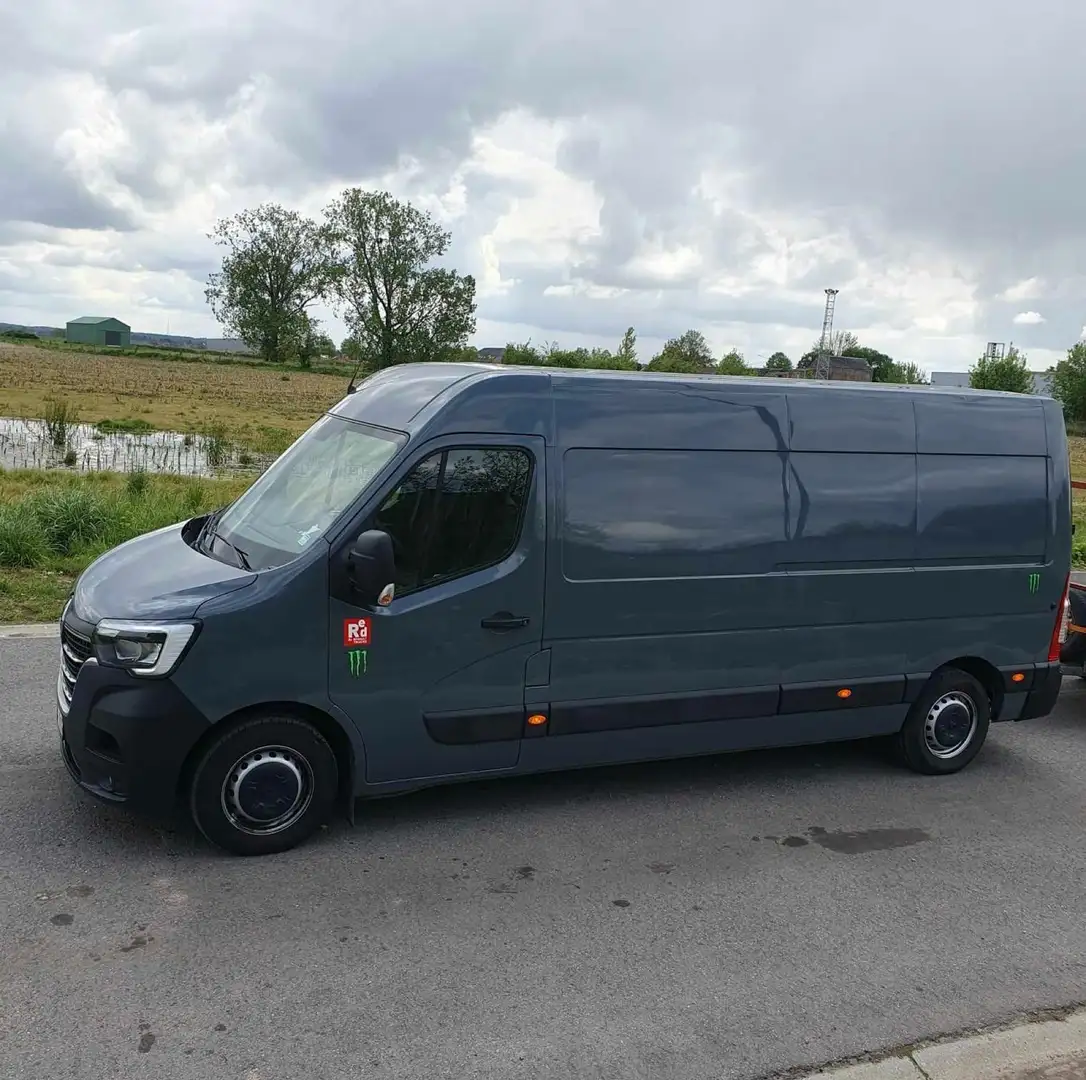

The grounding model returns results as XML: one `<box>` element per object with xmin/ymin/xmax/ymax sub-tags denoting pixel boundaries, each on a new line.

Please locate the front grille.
<box><xmin>57</xmin><ymin>617</ymin><xmax>91</xmax><ymax>715</ymax></box>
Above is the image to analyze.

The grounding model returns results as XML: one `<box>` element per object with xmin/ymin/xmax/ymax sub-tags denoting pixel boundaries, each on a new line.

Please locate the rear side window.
<box><xmin>561</xmin><ymin>448</ymin><xmax>787</xmax><ymax>580</ymax></box>
<box><xmin>371</xmin><ymin>447</ymin><xmax>532</xmax><ymax>594</ymax></box>
<box><xmin>918</xmin><ymin>455</ymin><xmax>1047</xmax><ymax>561</ymax></box>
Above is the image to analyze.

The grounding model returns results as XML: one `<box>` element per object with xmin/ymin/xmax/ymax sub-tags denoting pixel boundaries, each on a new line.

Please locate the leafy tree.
<box><xmin>1049</xmin><ymin>342</ymin><xmax>1086</xmax><ymax>420</ymax></box>
<box><xmin>616</xmin><ymin>327</ymin><xmax>638</xmax><ymax>368</ymax></box>
<box><xmin>205</xmin><ymin>203</ymin><xmax>335</xmax><ymax>364</ymax></box>
<box><xmin>969</xmin><ymin>345</ymin><xmax>1033</xmax><ymax>393</ymax></box>
<box><xmin>591</xmin><ymin>347</ymin><xmax>638</xmax><ymax>371</ymax></box>
<box><xmin>717</xmin><ymin>348</ymin><xmax>751</xmax><ymax>375</ymax></box>
<box><xmin>324</xmin><ymin>188</ymin><xmax>476</xmax><ymax>370</ymax></box>
<box><xmin>828</xmin><ymin>330</ymin><xmax>860</xmax><ymax>355</ymax></box>
<box><xmin>648</xmin><ymin>330</ymin><xmax>714</xmax><ymax>373</ymax></box>
<box><xmin>764</xmin><ymin>351</ymin><xmax>793</xmax><ymax>373</ymax></box>
<box><xmin>542</xmin><ymin>344</ymin><xmax>586</xmax><ymax>369</ymax></box>
<box><xmin>502</xmin><ymin>341</ymin><xmax>543</xmax><ymax>366</ymax></box>
<box><xmin>884</xmin><ymin>361</ymin><xmax>928</xmax><ymax>385</ymax></box>
<box><xmin>289</xmin><ymin>317</ymin><xmax>336</xmax><ymax>368</ymax></box>
<box><xmin>842</xmin><ymin>345</ymin><xmax>896</xmax><ymax>382</ymax></box>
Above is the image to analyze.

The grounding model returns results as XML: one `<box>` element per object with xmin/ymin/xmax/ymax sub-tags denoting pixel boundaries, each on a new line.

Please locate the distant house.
<box><xmin>66</xmin><ymin>316</ymin><xmax>131</xmax><ymax>348</ymax></box>
<box><xmin>476</xmin><ymin>347</ymin><xmax>506</xmax><ymax>363</ymax></box>
<box><xmin>931</xmin><ymin>370</ymin><xmax>1053</xmax><ymax>395</ymax></box>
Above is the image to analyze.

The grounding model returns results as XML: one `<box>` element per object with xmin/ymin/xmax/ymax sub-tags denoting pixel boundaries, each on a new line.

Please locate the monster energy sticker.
<box><xmin>348</xmin><ymin>649</ymin><xmax>368</xmax><ymax>677</ymax></box>
<box><xmin>1029</xmin><ymin>573</ymin><xmax>1040</xmax><ymax>594</ymax></box>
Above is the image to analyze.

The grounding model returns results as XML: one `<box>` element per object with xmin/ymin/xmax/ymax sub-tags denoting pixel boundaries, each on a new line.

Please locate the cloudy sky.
<box><xmin>3</xmin><ymin>0</ymin><xmax>1085</xmax><ymax>372</ymax></box>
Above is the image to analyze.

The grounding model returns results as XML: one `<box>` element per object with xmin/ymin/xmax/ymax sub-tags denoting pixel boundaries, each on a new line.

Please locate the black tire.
<box><xmin>895</xmin><ymin>668</ymin><xmax>991</xmax><ymax>775</ymax></box>
<box><xmin>189</xmin><ymin>716</ymin><xmax>338</xmax><ymax>856</ymax></box>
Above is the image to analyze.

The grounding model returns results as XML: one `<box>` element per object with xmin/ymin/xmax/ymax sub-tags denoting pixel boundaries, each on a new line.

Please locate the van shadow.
<box><xmin>355</xmin><ymin>735</ymin><xmax>915</xmax><ymax>831</ymax></box>
<box><xmin>85</xmin><ymin>734</ymin><xmax>1026</xmax><ymax>860</ymax></box>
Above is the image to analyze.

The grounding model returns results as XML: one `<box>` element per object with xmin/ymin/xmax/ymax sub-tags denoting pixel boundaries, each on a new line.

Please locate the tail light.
<box><xmin>1049</xmin><ymin>573</ymin><xmax>1071</xmax><ymax>662</ymax></box>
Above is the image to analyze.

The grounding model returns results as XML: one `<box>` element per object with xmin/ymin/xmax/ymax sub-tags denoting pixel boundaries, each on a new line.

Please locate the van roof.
<box><xmin>331</xmin><ymin>362</ymin><xmax>1049</xmax><ymax>429</ymax></box>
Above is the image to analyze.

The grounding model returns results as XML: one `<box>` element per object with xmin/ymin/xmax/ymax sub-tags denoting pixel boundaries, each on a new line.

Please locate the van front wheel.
<box><xmin>189</xmin><ymin>716</ymin><xmax>339</xmax><ymax>856</ymax></box>
<box><xmin>895</xmin><ymin>669</ymin><xmax>990</xmax><ymax>775</ymax></box>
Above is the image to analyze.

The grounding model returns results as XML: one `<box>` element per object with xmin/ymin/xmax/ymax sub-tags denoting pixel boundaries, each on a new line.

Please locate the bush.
<box><xmin>126</xmin><ymin>469</ymin><xmax>150</xmax><ymax>498</ymax></box>
<box><xmin>22</xmin><ymin>487</ymin><xmax>114</xmax><ymax>555</ymax></box>
<box><xmin>0</xmin><ymin>509</ymin><xmax>49</xmax><ymax>567</ymax></box>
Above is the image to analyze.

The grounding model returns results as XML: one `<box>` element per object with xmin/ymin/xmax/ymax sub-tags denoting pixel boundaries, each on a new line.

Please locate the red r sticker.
<box><xmin>343</xmin><ymin>617</ymin><xmax>371</xmax><ymax>647</ymax></box>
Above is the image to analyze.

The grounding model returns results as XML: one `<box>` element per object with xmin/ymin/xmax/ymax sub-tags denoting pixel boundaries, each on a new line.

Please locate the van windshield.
<box><xmin>201</xmin><ymin>414</ymin><xmax>406</xmax><ymax>571</ymax></box>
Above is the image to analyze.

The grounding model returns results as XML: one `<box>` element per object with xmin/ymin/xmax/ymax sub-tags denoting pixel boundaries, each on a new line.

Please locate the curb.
<box><xmin>0</xmin><ymin>623</ymin><xmax>58</xmax><ymax>639</ymax></box>
<box><xmin>790</xmin><ymin>1007</ymin><xmax>1086</xmax><ymax>1080</ymax></box>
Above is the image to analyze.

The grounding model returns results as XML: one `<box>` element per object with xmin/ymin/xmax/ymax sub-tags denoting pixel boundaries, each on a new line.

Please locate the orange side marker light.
<box><xmin>527</xmin><ymin>713</ymin><xmax>547</xmax><ymax>726</ymax></box>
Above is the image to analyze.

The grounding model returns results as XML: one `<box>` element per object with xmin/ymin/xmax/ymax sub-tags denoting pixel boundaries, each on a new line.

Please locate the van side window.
<box><xmin>370</xmin><ymin>447</ymin><xmax>532</xmax><ymax>595</ymax></box>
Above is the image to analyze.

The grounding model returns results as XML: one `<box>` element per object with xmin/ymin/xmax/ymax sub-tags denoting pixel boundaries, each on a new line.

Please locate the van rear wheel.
<box><xmin>189</xmin><ymin>716</ymin><xmax>338</xmax><ymax>856</ymax></box>
<box><xmin>895</xmin><ymin>668</ymin><xmax>990</xmax><ymax>775</ymax></box>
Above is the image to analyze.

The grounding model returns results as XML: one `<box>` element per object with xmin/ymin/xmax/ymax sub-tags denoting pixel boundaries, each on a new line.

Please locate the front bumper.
<box><xmin>58</xmin><ymin>625</ymin><xmax>212</xmax><ymax>817</ymax></box>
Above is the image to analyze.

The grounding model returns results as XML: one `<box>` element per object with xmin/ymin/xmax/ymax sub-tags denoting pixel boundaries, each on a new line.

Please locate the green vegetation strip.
<box><xmin>0</xmin><ymin>470</ymin><xmax>250</xmax><ymax>623</ymax></box>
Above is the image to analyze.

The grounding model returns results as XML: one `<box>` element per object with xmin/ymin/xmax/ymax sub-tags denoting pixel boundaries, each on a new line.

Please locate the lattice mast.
<box><xmin>814</xmin><ymin>288</ymin><xmax>838</xmax><ymax>380</ymax></box>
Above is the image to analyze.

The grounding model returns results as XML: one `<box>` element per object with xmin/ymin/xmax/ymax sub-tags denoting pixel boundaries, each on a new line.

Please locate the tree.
<box><xmin>647</xmin><ymin>330</ymin><xmax>714</xmax><ymax>373</ymax></box>
<box><xmin>717</xmin><ymin>348</ymin><xmax>751</xmax><ymax>375</ymax></box>
<box><xmin>502</xmin><ymin>341</ymin><xmax>543</xmax><ymax>366</ymax></box>
<box><xmin>841</xmin><ymin>345</ymin><xmax>897</xmax><ymax>383</ymax></box>
<box><xmin>1049</xmin><ymin>342</ymin><xmax>1086</xmax><ymax>421</ymax></box>
<box><xmin>764</xmin><ymin>351</ymin><xmax>793</xmax><ymax>373</ymax></box>
<box><xmin>616</xmin><ymin>327</ymin><xmax>638</xmax><ymax>368</ymax></box>
<box><xmin>969</xmin><ymin>345</ymin><xmax>1033</xmax><ymax>394</ymax></box>
<box><xmin>324</xmin><ymin>188</ymin><xmax>476</xmax><ymax>370</ymax></box>
<box><xmin>884</xmin><ymin>361</ymin><xmax>928</xmax><ymax>385</ymax></box>
<box><xmin>829</xmin><ymin>330</ymin><xmax>860</xmax><ymax>356</ymax></box>
<box><xmin>205</xmin><ymin>204</ymin><xmax>335</xmax><ymax>364</ymax></box>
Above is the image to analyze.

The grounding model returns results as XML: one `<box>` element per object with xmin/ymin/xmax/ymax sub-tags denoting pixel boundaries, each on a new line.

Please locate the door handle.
<box><xmin>481</xmin><ymin>612</ymin><xmax>530</xmax><ymax>631</ymax></box>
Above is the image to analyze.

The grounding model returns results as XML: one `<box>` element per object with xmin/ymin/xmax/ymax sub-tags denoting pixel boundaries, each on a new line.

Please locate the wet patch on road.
<box><xmin>808</xmin><ymin>826</ymin><xmax>931</xmax><ymax>854</ymax></box>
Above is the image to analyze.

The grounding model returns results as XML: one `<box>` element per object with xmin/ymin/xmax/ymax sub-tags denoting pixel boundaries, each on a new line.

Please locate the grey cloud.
<box><xmin>4</xmin><ymin>0</ymin><xmax>1086</xmax><ymax>358</ymax></box>
<box><xmin>0</xmin><ymin>131</ymin><xmax>133</xmax><ymax>232</ymax></box>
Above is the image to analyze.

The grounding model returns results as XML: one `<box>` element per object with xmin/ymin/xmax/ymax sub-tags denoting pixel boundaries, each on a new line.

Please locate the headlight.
<box><xmin>93</xmin><ymin>620</ymin><xmax>199</xmax><ymax>677</ymax></box>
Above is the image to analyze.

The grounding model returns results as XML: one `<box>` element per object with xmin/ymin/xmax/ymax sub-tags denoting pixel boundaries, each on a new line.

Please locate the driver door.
<box><xmin>328</xmin><ymin>434</ymin><xmax>547</xmax><ymax>784</ymax></box>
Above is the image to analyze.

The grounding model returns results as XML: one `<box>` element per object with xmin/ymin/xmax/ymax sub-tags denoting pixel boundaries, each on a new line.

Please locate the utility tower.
<box><xmin>814</xmin><ymin>288</ymin><xmax>838</xmax><ymax>380</ymax></box>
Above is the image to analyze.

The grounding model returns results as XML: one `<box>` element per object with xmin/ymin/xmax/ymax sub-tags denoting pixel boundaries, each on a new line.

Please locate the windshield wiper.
<box><xmin>195</xmin><ymin>507</ymin><xmax>225</xmax><ymax>554</ymax></box>
<box><xmin>213</xmin><ymin>534</ymin><xmax>252</xmax><ymax>571</ymax></box>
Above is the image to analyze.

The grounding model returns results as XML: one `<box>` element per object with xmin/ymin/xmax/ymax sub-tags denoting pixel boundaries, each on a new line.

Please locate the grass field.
<box><xmin>0</xmin><ymin>342</ymin><xmax>351</xmax><ymax>454</ymax></box>
<box><xmin>0</xmin><ymin>470</ymin><xmax>249</xmax><ymax>623</ymax></box>
<box><xmin>0</xmin><ymin>330</ymin><xmax>352</xmax><ymax>376</ymax></box>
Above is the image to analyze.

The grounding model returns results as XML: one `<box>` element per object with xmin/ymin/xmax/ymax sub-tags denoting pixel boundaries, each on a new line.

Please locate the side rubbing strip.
<box><xmin>548</xmin><ymin>686</ymin><xmax>780</xmax><ymax>737</ymax></box>
<box><xmin>778</xmin><ymin>676</ymin><xmax>906</xmax><ymax>715</ymax></box>
<box><xmin>424</xmin><ymin>708</ymin><xmax>524</xmax><ymax>745</ymax></box>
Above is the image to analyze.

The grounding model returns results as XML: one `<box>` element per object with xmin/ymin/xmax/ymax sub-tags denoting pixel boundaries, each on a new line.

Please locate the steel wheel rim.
<box><xmin>220</xmin><ymin>745</ymin><xmax>315</xmax><ymax>836</ymax></box>
<box><xmin>924</xmin><ymin>691</ymin><xmax>978</xmax><ymax>759</ymax></box>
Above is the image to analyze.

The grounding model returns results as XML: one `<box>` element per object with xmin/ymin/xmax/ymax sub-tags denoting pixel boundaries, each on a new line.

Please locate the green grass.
<box><xmin>0</xmin><ymin>469</ymin><xmax>251</xmax><ymax>623</ymax></box>
<box><xmin>95</xmin><ymin>417</ymin><xmax>156</xmax><ymax>435</ymax></box>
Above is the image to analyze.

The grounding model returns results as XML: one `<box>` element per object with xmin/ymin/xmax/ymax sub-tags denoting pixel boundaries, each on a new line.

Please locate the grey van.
<box><xmin>57</xmin><ymin>365</ymin><xmax>1071</xmax><ymax>855</ymax></box>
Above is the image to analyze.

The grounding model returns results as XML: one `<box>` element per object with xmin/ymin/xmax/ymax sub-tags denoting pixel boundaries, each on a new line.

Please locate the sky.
<box><xmin>3</xmin><ymin>1</ymin><xmax>1086</xmax><ymax>373</ymax></box>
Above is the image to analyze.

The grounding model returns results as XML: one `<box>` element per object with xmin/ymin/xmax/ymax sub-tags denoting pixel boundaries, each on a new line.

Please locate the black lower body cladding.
<box><xmin>60</xmin><ymin>660</ymin><xmax>212</xmax><ymax>817</ymax></box>
<box><xmin>1019</xmin><ymin>661</ymin><xmax>1063</xmax><ymax>721</ymax></box>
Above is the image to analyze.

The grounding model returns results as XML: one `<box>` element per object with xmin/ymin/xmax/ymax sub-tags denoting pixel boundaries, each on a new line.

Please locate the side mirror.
<box><xmin>346</xmin><ymin>529</ymin><xmax>395</xmax><ymax>605</ymax></box>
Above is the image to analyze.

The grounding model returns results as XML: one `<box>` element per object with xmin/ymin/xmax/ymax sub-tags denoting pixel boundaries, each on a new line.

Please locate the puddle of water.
<box><xmin>0</xmin><ymin>417</ymin><xmax>273</xmax><ymax>477</ymax></box>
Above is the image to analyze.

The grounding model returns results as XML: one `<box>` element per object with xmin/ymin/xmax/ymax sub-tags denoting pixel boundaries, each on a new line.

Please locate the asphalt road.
<box><xmin>4</xmin><ymin>637</ymin><xmax>1086</xmax><ymax>1080</ymax></box>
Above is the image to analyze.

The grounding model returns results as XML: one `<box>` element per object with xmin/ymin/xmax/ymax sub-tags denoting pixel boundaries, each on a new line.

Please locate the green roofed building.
<box><xmin>66</xmin><ymin>316</ymin><xmax>131</xmax><ymax>347</ymax></box>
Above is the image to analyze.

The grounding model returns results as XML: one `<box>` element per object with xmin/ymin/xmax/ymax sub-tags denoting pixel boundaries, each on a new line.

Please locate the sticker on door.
<box><xmin>343</xmin><ymin>617</ymin><xmax>372</xmax><ymax>647</ymax></box>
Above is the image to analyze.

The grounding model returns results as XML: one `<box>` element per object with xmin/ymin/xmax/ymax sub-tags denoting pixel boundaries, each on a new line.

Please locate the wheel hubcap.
<box><xmin>221</xmin><ymin>746</ymin><xmax>314</xmax><ymax>836</ymax></box>
<box><xmin>924</xmin><ymin>692</ymin><xmax>978</xmax><ymax>759</ymax></box>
